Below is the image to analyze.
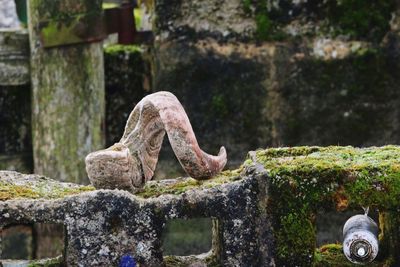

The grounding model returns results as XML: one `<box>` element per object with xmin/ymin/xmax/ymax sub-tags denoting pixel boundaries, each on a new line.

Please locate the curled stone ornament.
<box><xmin>85</xmin><ymin>91</ymin><xmax>227</xmax><ymax>191</ymax></box>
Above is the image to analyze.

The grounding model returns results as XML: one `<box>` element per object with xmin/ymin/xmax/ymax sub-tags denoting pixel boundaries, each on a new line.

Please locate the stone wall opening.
<box><xmin>1</xmin><ymin>223</ymin><xmax>65</xmax><ymax>260</ymax></box>
<box><xmin>162</xmin><ymin>218</ymin><xmax>213</xmax><ymax>256</ymax></box>
<box><xmin>1</xmin><ymin>224</ymin><xmax>33</xmax><ymax>259</ymax></box>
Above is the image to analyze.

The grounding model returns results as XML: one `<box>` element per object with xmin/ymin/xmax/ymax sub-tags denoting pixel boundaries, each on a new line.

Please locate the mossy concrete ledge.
<box><xmin>0</xmin><ymin>168</ymin><xmax>272</xmax><ymax>266</ymax></box>
<box><xmin>248</xmin><ymin>145</ymin><xmax>400</xmax><ymax>266</ymax></box>
<box><xmin>2</xmin><ymin>145</ymin><xmax>400</xmax><ymax>266</ymax></box>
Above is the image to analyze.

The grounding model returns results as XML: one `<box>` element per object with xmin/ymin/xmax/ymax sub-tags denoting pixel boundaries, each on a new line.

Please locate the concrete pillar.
<box><xmin>27</xmin><ymin>0</ymin><xmax>105</xmax><ymax>184</ymax></box>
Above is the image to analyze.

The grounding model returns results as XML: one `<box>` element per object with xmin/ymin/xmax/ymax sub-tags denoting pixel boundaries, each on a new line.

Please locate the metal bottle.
<box><xmin>343</xmin><ymin>214</ymin><xmax>379</xmax><ymax>264</ymax></box>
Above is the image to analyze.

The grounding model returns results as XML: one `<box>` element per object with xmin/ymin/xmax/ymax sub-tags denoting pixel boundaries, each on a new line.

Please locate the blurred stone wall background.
<box><xmin>1</xmin><ymin>0</ymin><xmax>400</xmax><ymax>260</ymax></box>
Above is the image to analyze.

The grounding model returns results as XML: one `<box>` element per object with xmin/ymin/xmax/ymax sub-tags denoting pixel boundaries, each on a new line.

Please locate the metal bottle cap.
<box><xmin>343</xmin><ymin>214</ymin><xmax>379</xmax><ymax>264</ymax></box>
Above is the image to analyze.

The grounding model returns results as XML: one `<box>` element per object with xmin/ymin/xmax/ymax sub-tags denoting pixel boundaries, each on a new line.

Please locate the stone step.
<box><xmin>0</xmin><ymin>29</ymin><xmax>29</xmax><ymax>86</ymax></box>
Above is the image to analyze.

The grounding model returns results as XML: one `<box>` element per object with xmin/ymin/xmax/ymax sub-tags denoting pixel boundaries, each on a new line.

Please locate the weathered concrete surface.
<box><xmin>0</xmin><ymin>30</ymin><xmax>29</xmax><ymax>86</ymax></box>
<box><xmin>2</xmin><ymin>145</ymin><xmax>400</xmax><ymax>266</ymax></box>
<box><xmin>0</xmin><ymin>44</ymin><xmax>149</xmax><ymax>175</ymax></box>
<box><xmin>152</xmin><ymin>0</ymin><xmax>400</xmax><ymax>173</ymax></box>
<box><xmin>155</xmin><ymin>0</ymin><xmax>256</xmax><ymax>41</ymax></box>
<box><xmin>0</xmin><ymin>167</ymin><xmax>272</xmax><ymax>267</ymax></box>
<box><xmin>2</xmin><ymin>0</ymin><xmax>400</xmax><ymax>184</ymax></box>
<box><xmin>153</xmin><ymin>39</ymin><xmax>400</xmax><ymax>161</ymax></box>
<box><xmin>28</xmin><ymin>0</ymin><xmax>105</xmax><ymax>184</ymax></box>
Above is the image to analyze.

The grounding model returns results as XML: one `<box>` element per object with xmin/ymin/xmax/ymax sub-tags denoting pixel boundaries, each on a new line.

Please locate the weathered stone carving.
<box><xmin>85</xmin><ymin>91</ymin><xmax>227</xmax><ymax>191</ymax></box>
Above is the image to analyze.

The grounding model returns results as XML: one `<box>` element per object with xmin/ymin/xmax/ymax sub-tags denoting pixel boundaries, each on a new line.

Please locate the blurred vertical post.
<box><xmin>27</xmin><ymin>0</ymin><xmax>105</xmax><ymax>184</ymax></box>
<box><xmin>379</xmin><ymin>212</ymin><xmax>400</xmax><ymax>265</ymax></box>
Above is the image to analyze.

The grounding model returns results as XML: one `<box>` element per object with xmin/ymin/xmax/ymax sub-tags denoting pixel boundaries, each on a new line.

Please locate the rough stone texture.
<box><xmin>152</xmin><ymin>0</ymin><xmax>400</xmax><ymax>173</ymax></box>
<box><xmin>28</xmin><ymin>0</ymin><xmax>105</xmax><ymax>184</ymax></box>
<box><xmin>0</xmin><ymin>30</ymin><xmax>30</xmax><ymax>86</ymax></box>
<box><xmin>155</xmin><ymin>0</ymin><xmax>256</xmax><ymax>41</ymax></box>
<box><xmin>0</xmin><ymin>167</ymin><xmax>272</xmax><ymax>267</ymax></box>
<box><xmin>86</xmin><ymin>91</ymin><xmax>227</xmax><ymax>192</ymax></box>
<box><xmin>0</xmin><ymin>43</ymin><xmax>150</xmax><ymax>175</ymax></box>
<box><xmin>2</xmin><ymin>145</ymin><xmax>400</xmax><ymax>266</ymax></box>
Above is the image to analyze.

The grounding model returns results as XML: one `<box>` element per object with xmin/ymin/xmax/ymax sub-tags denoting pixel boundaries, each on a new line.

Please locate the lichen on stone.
<box><xmin>0</xmin><ymin>171</ymin><xmax>94</xmax><ymax>201</ymax></box>
<box><xmin>313</xmin><ymin>243</ymin><xmax>392</xmax><ymax>267</ymax></box>
<box><xmin>163</xmin><ymin>254</ymin><xmax>220</xmax><ymax>267</ymax></box>
<box><xmin>248</xmin><ymin>145</ymin><xmax>400</xmax><ymax>265</ymax></box>
<box><xmin>253</xmin><ymin>145</ymin><xmax>400</xmax><ymax>209</ymax></box>
<box><xmin>26</xmin><ymin>256</ymin><xmax>63</xmax><ymax>267</ymax></box>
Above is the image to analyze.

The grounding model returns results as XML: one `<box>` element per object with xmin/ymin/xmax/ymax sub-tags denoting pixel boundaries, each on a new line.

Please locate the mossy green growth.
<box><xmin>241</xmin><ymin>0</ymin><xmax>287</xmax><ymax>41</ymax></box>
<box><xmin>313</xmin><ymin>244</ymin><xmax>391</xmax><ymax>267</ymax></box>
<box><xmin>26</xmin><ymin>255</ymin><xmax>63</xmax><ymax>267</ymax></box>
<box><xmin>31</xmin><ymin>0</ymin><xmax>102</xmax><ymax>21</ymax></box>
<box><xmin>0</xmin><ymin>178</ymin><xmax>94</xmax><ymax>201</ymax></box>
<box><xmin>242</xmin><ymin>0</ymin><xmax>252</xmax><ymax>14</ymax></box>
<box><xmin>250</xmin><ymin>145</ymin><xmax>400</xmax><ymax>265</ymax></box>
<box><xmin>104</xmin><ymin>44</ymin><xmax>142</xmax><ymax>55</ymax></box>
<box><xmin>254</xmin><ymin>145</ymin><xmax>400</xmax><ymax>209</ymax></box>
<box><xmin>326</xmin><ymin>0</ymin><xmax>395</xmax><ymax>41</ymax></box>
<box><xmin>255</xmin><ymin>13</ymin><xmax>273</xmax><ymax>40</ymax></box>
<box><xmin>276</xmin><ymin>207</ymin><xmax>315</xmax><ymax>264</ymax></box>
<box><xmin>137</xmin><ymin>168</ymin><xmax>243</xmax><ymax>198</ymax></box>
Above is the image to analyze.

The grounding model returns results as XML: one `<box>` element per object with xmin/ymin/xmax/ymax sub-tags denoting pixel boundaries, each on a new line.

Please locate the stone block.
<box><xmin>2</xmin><ymin>145</ymin><xmax>400</xmax><ymax>266</ymax></box>
<box><xmin>0</xmin><ymin>30</ymin><xmax>29</xmax><ymax>86</ymax></box>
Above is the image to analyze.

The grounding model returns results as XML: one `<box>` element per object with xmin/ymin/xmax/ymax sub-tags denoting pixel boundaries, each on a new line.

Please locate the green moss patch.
<box><xmin>250</xmin><ymin>145</ymin><xmax>400</xmax><ymax>265</ymax></box>
<box><xmin>254</xmin><ymin>145</ymin><xmax>400</xmax><ymax>209</ymax></box>
<box><xmin>247</xmin><ymin>0</ymin><xmax>394</xmax><ymax>42</ymax></box>
<box><xmin>0</xmin><ymin>177</ymin><xmax>94</xmax><ymax>201</ymax></box>
<box><xmin>27</xmin><ymin>256</ymin><xmax>64</xmax><ymax>267</ymax></box>
<box><xmin>104</xmin><ymin>44</ymin><xmax>142</xmax><ymax>55</ymax></box>
<box><xmin>326</xmin><ymin>0</ymin><xmax>395</xmax><ymax>41</ymax></box>
<box><xmin>137</xmin><ymin>168</ymin><xmax>243</xmax><ymax>198</ymax></box>
<box><xmin>313</xmin><ymin>244</ymin><xmax>391</xmax><ymax>267</ymax></box>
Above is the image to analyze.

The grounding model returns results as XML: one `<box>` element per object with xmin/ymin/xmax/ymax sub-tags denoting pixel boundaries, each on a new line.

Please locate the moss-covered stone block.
<box><xmin>0</xmin><ymin>171</ymin><xmax>94</xmax><ymax>201</ymax></box>
<box><xmin>313</xmin><ymin>244</ymin><xmax>392</xmax><ymax>266</ymax></box>
<box><xmin>249</xmin><ymin>145</ymin><xmax>400</xmax><ymax>266</ymax></box>
<box><xmin>153</xmin><ymin>0</ymin><xmax>397</xmax><ymax>42</ymax></box>
<box><xmin>2</xmin><ymin>145</ymin><xmax>400</xmax><ymax>266</ymax></box>
<box><xmin>0</xmin><ymin>166</ymin><xmax>271</xmax><ymax>266</ymax></box>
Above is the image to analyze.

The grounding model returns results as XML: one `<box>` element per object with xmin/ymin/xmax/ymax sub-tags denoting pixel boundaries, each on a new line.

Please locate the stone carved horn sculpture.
<box><xmin>85</xmin><ymin>91</ymin><xmax>227</xmax><ymax>192</ymax></box>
